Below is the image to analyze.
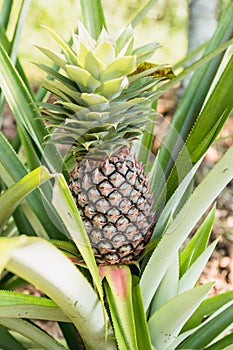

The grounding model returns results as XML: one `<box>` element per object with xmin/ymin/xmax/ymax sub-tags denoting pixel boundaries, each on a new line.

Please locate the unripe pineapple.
<box><xmin>39</xmin><ymin>22</ymin><xmax>166</xmax><ymax>264</ymax></box>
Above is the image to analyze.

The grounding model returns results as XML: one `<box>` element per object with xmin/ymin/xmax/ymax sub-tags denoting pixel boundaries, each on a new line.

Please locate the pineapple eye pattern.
<box><xmin>69</xmin><ymin>154</ymin><xmax>153</xmax><ymax>265</ymax></box>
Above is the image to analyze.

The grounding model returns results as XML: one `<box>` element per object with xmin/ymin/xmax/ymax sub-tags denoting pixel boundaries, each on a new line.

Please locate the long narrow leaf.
<box><xmin>0</xmin><ymin>132</ymin><xmax>68</xmax><ymax>239</ymax></box>
<box><xmin>180</xmin><ymin>205</ymin><xmax>216</xmax><ymax>276</ymax></box>
<box><xmin>0</xmin><ymin>44</ymin><xmax>63</xmax><ymax>173</ymax></box>
<box><xmin>9</xmin><ymin>0</ymin><xmax>31</xmax><ymax>65</ymax></box>
<box><xmin>148</xmin><ymin>283</ymin><xmax>213</xmax><ymax>349</ymax></box>
<box><xmin>0</xmin><ymin>166</ymin><xmax>52</xmax><ymax>231</ymax></box>
<box><xmin>0</xmin><ymin>0</ymin><xmax>13</xmax><ymax>29</ymax></box>
<box><xmin>0</xmin><ymin>318</ymin><xmax>66</xmax><ymax>350</ymax></box>
<box><xmin>4</xmin><ymin>237</ymin><xmax>114</xmax><ymax>350</ymax></box>
<box><xmin>204</xmin><ymin>332</ymin><xmax>233</xmax><ymax>350</ymax></box>
<box><xmin>131</xmin><ymin>0</ymin><xmax>159</xmax><ymax>28</ymax></box>
<box><xmin>178</xmin><ymin>239</ymin><xmax>218</xmax><ymax>294</ymax></box>
<box><xmin>79</xmin><ymin>0</ymin><xmax>107</xmax><ymax>40</ymax></box>
<box><xmin>163</xmin><ymin>55</ymin><xmax>233</xmax><ymax>201</ymax></box>
<box><xmin>141</xmin><ymin>144</ymin><xmax>233</xmax><ymax>312</ymax></box>
<box><xmin>177</xmin><ymin>303</ymin><xmax>233</xmax><ymax>349</ymax></box>
<box><xmin>132</xmin><ymin>276</ymin><xmax>152</xmax><ymax>350</ymax></box>
<box><xmin>153</xmin><ymin>2</ymin><xmax>233</xmax><ymax>200</ymax></box>
<box><xmin>0</xmin><ymin>290</ymin><xmax>69</xmax><ymax>322</ymax></box>
<box><xmin>0</xmin><ymin>325</ymin><xmax>26</xmax><ymax>350</ymax></box>
<box><xmin>182</xmin><ymin>290</ymin><xmax>233</xmax><ymax>332</ymax></box>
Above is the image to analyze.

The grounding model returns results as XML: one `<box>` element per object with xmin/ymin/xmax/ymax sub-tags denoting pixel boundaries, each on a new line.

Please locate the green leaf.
<box><xmin>182</xmin><ymin>290</ymin><xmax>233</xmax><ymax>332</ymax></box>
<box><xmin>36</xmin><ymin>63</ymin><xmax>77</xmax><ymax>90</ymax></box>
<box><xmin>150</xmin><ymin>252</ymin><xmax>179</xmax><ymax>314</ymax></box>
<box><xmin>153</xmin><ymin>3</ymin><xmax>233</xmax><ymax>202</ymax></box>
<box><xmin>180</xmin><ymin>205</ymin><xmax>216</xmax><ymax>276</ymax></box>
<box><xmin>131</xmin><ymin>0</ymin><xmax>159</xmax><ymax>28</ymax></box>
<box><xmin>0</xmin><ymin>290</ymin><xmax>69</xmax><ymax>322</ymax></box>
<box><xmin>0</xmin><ymin>132</ymin><xmax>67</xmax><ymax>240</ymax></box>
<box><xmin>0</xmin><ymin>318</ymin><xmax>66</xmax><ymax>350</ymax></box>
<box><xmin>36</xmin><ymin>45</ymin><xmax>67</xmax><ymax>68</ymax></box>
<box><xmin>43</xmin><ymin>25</ymin><xmax>77</xmax><ymax>64</ymax></box>
<box><xmin>4</xmin><ymin>237</ymin><xmax>112</xmax><ymax>350</ymax></box>
<box><xmin>148</xmin><ymin>283</ymin><xmax>213</xmax><ymax>349</ymax></box>
<box><xmin>149</xmin><ymin>159</ymin><xmax>202</xmax><ymax>241</ymax></box>
<box><xmin>178</xmin><ymin>239</ymin><xmax>218</xmax><ymax>294</ymax></box>
<box><xmin>79</xmin><ymin>0</ymin><xmax>107</xmax><ymax>40</ymax></box>
<box><xmin>78</xmin><ymin>40</ymin><xmax>105</xmax><ymax>79</ymax></box>
<box><xmin>97</xmin><ymin>76</ymin><xmax>128</xmax><ymax>99</ymax></box>
<box><xmin>132</xmin><ymin>276</ymin><xmax>152</xmax><ymax>350</ymax></box>
<box><xmin>177</xmin><ymin>302</ymin><xmax>233</xmax><ymax>349</ymax></box>
<box><xmin>204</xmin><ymin>332</ymin><xmax>233</xmax><ymax>350</ymax></box>
<box><xmin>95</xmin><ymin>41</ymin><xmax>115</xmax><ymax>66</ymax></box>
<box><xmin>141</xmin><ymin>144</ymin><xmax>233</xmax><ymax>312</ymax></box>
<box><xmin>66</xmin><ymin>64</ymin><xmax>100</xmax><ymax>91</ymax></box>
<box><xmin>0</xmin><ymin>166</ymin><xmax>52</xmax><ymax>232</ymax></box>
<box><xmin>9</xmin><ymin>0</ymin><xmax>31</xmax><ymax>65</ymax></box>
<box><xmin>103</xmin><ymin>265</ymin><xmax>138</xmax><ymax>350</ymax></box>
<box><xmin>0</xmin><ymin>44</ymin><xmax>63</xmax><ymax>173</ymax></box>
<box><xmin>164</xmin><ymin>55</ymin><xmax>233</xmax><ymax>202</ymax></box>
<box><xmin>17</xmin><ymin>126</ymin><xmax>41</xmax><ymax>171</ymax></box>
<box><xmin>100</xmin><ymin>56</ymin><xmax>136</xmax><ymax>82</ymax></box>
<box><xmin>0</xmin><ymin>0</ymin><xmax>13</xmax><ymax>29</ymax></box>
<box><xmin>0</xmin><ymin>325</ymin><xmax>27</xmax><ymax>350</ymax></box>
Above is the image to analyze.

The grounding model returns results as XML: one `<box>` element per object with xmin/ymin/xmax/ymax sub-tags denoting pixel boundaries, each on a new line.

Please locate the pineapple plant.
<box><xmin>1</xmin><ymin>1</ymin><xmax>233</xmax><ymax>349</ymax></box>
<box><xmin>38</xmin><ymin>22</ymin><xmax>163</xmax><ymax>265</ymax></box>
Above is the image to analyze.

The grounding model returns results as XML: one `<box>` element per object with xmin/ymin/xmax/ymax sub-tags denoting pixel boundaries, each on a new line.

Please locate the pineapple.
<box><xmin>39</xmin><ymin>22</ymin><xmax>164</xmax><ymax>264</ymax></box>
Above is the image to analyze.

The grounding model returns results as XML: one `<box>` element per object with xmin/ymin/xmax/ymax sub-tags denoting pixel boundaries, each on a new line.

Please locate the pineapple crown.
<box><xmin>38</xmin><ymin>22</ymin><xmax>173</xmax><ymax>158</ymax></box>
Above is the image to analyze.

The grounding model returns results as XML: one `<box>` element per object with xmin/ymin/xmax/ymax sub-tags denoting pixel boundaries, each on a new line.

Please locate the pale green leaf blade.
<box><xmin>178</xmin><ymin>239</ymin><xmax>219</xmax><ymax>294</ymax></box>
<box><xmin>43</xmin><ymin>25</ymin><xmax>77</xmax><ymax>64</ymax></box>
<box><xmin>97</xmin><ymin>76</ymin><xmax>128</xmax><ymax>99</ymax></box>
<box><xmin>180</xmin><ymin>205</ymin><xmax>216</xmax><ymax>276</ymax></box>
<box><xmin>0</xmin><ymin>236</ymin><xmax>27</xmax><ymax>274</ymax></box>
<box><xmin>66</xmin><ymin>64</ymin><xmax>100</xmax><ymax>91</ymax></box>
<box><xmin>0</xmin><ymin>291</ymin><xmax>69</xmax><ymax>322</ymax></box>
<box><xmin>78</xmin><ymin>40</ymin><xmax>105</xmax><ymax>78</ymax></box>
<box><xmin>79</xmin><ymin>0</ymin><xmax>107</xmax><ymax>40</ymax></box>
<box><xmin>36</xmin><ymin>45</ymin><xmax>67</xmax><ymax>68</ymax></box>
<box><xmin>141</xmin><ymin>144</ymin><xmax>233</xmax><ymax>312</ymax></box>
<box><xmin>0</xmin><ymin>133</ymin><xmax>67</xmax><ymax>239</ymax></box>
<box><xmin>94</xmin><ymin>41</ymin><xmax>115</xmax><ymax>66</ymax></box>
<box><xmin>4</xmin><ymin>237</ymin><xmax>111</xmax><ymax>350</ymax></box>
<box><xmin>148</xmin><ymin>283</ymin><xmax>213</xmax><ymax>349</ymax></box>
<box><xmin>9</xmin><ymin>0</ymin><xmax>31</xmax><ymax>65</ymax></box>
<box><xmin>0</xmin><ymin>166</ymin><xmax>52</xmax><ymax>231</ymax></box>
<box><xmin>150</xmin><ymin>252</ymin><xmax>179</xmax><ymax>314</ymax></box>
<box><xmin>101</xmin><ymin>56</ymin><xmax>136</xmax><ymax>81</ymax></box>
<box><xmin>0</xmin><ymin>318</ymin><xmax>66</xmax><ymax>350</ymax></box>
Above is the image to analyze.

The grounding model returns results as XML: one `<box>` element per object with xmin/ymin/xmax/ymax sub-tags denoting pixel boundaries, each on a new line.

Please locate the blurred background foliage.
<box><xmin>0</xmin><ymin>0</ymin><xmax>231</xmax><ymax>81</ymax></box>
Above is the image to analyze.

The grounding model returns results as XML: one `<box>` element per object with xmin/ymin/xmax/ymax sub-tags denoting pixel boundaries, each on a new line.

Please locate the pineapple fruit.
<box><xmin>39</xmin><ymin>22</ymin><xmax>163</xmax><ymax>264</ymax></box>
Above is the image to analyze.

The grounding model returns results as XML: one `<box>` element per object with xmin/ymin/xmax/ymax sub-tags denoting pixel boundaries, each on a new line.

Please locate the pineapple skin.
<box><xmin>69</xmin><ymin>152</ymin><xmax>153</xmax><ymax>265</ymax></box>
